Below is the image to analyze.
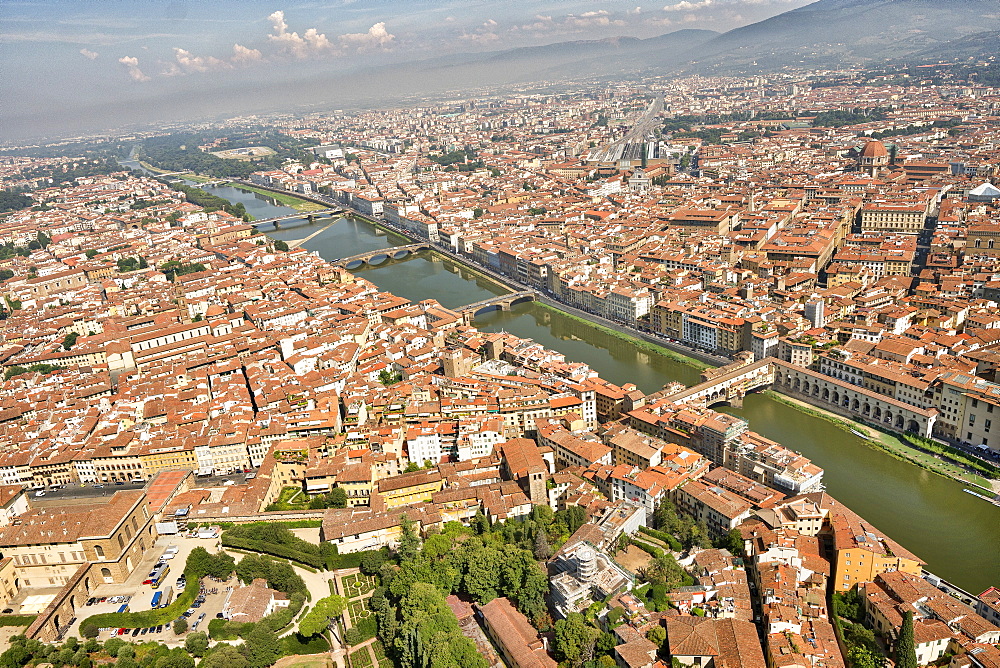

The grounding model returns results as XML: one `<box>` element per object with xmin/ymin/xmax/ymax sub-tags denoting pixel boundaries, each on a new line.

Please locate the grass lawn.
<box><xmin>275</xmin><ymin>656</ymin><xmax>330</xmax><ymax>668</ymax></box>
<box><xmin>233</xmin><ymin>184</ymin><xmax>327</xmax><ymax>212</ymax></box>
<box><xmin>271</xmin><ymin>486</ymin><xmax>310</xmax><ymax>511</ymax></box>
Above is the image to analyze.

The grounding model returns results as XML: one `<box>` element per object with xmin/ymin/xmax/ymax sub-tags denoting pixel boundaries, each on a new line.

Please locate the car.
<box><xmin>131</xmin><ymin>628</ymin><xmax>141</xmax><ymax>637</ymax></box>
<box><xmin>118</xmin><ymin>628</ymin><xmax>127</xmax><ymax>636</ymax></box>
<box><xmin>114</xmin><ymin>481</ymin><xmax>124</xmax><ymax>485</ymax></box>
<box><xmin>140</xmin><ymin>627</ymin><xmax>148</xmax><ymax>635</ymax></box>
<box><xmin>92</xmin><ymin>484</ymin><xmax>104</xmax><ymax>488</ymax></box>
<box><xmin>34</xmin><ymin>491</ymin><xmax>45</xmax><ymax>497</ymax></box>
<box><xmin>155</xmin><ymin>625</ymin><xmax>163</xmax><ymax>633</ymax></box>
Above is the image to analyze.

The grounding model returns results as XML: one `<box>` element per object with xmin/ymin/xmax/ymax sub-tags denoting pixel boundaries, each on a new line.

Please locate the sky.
<box><xmin>0</xmin><ymin>0</ymin><xmax>815</xmax><ymax>143</ymax></box>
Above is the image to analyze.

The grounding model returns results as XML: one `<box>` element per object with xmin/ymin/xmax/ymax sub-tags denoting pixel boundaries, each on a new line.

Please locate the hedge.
<box><xmin>221</xmin><ymin>534</ymin><xmax>323</xmax><ymax>570</ymax></box>
<box><xmin>639</xmin><ymin>526</ymin><xmax>683</xmax><ymax>551</ymax></box>
<box><xmin>631</xmin><ymin>540</ymin><xmax>665</xmax><ymax>559</ymax></box>
<box><xmin>81</xmin><ymin>563</ymin><xmax>200</xmax><ymax>631</ymax></box>
<box><xmin>328</xmin><ymin>547</ymin><xmax>390</xmax><ymax>571</ymax></box>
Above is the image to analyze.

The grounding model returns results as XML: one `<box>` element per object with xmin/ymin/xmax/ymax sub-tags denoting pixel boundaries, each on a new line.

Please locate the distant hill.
<box><xmin>410</xmin><ymin>30</ymin><xmax>720</xmax><ymax>84</ymax></box>
<box><xmin>693</xmin><ymin>0</ymin><xmax>1000</xmax><ymax>70</ymax></box>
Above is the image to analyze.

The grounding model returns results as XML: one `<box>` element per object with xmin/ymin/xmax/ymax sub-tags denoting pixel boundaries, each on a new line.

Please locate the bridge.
<box><xmin>330</xmin><ymin>243</ymin><xmax>433</xmax><ymax>268</ymax></box>
<box><xmin>251</xmin><ymin>209</ymin><xmax>343</xmax><ymax>229</ymax></box>
<box><xmin>458</xmin><ymin>291</ymin><xmax>538</xmax><ymax>322</ymax></box>
<box><xmin>649</xmin><ymin>356</ymin><xmax>774</xmax><ymax>409</ymax></box>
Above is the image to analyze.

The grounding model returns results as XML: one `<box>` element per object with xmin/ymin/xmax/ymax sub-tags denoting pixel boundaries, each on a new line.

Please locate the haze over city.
<box><xmin>1</xmin><ymin>0</ymin><xmax>815</xmax><ymax>140</ymax></box>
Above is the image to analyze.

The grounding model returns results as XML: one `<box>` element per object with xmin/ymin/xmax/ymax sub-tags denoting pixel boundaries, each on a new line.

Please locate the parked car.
<box><xmin>34</xmin><ymin>491</ymin><xmax>45</xmax><ymax>497</ymax></box>
<box><xmin>155</xmin><ymin>625</ymin><xmax>163</xmax><ymax>633</ymax></box>
<box><xmin>131</xmin><ymin>628</ymin><xmax>141</xmax><ymax>637</ymax></box>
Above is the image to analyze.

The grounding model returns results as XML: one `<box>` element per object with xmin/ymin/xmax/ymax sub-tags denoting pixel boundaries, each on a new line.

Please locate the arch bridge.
<box><xmin>251</xmin><ymin>209</ymin><xmax>342</xmax><ymax>229</ymax></box>
<box><xmin>331</xmin><ymin>243</ymin><xmax>433</xmax><ymax>269</ymax></box>
<box><xmin>459</xmin><ymin>291</ymin><xmax>538</xmax><ymax>323</ymax></box>
<box><xmin>650</xmin><ymin>357</ymin><xmax>774</xmax><ymax>408</ymax></box>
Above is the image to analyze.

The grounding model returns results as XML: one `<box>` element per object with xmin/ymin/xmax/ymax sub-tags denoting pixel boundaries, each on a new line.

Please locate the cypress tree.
<box><xmin>895</xmin><ymin>610</ymin><xmax>918</xmax><ymax>668</ymax></box>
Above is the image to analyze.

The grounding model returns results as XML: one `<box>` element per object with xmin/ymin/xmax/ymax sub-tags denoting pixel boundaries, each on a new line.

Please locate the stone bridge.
<box><xmin>331</xmin><ymin>243</ymin><xmax>433</xmax><ymax>269</ymax></box>
<box><xmin>650</xmin><ymin>357</ymin><xmax>775</xmax><ymax>408</ymax></box>
<box><xmin>458</xmin><ymin>291</ymin><xmax>538</xmax><ymax>323</ymax></box>
<box><xmin>251</xmin><ymin>208</ymin><xmax>342</xmax><ymax>229</ymax></box>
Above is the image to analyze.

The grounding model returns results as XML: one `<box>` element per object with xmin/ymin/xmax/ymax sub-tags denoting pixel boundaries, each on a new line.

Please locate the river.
<box><xmin>133</xmin><ymin>167</ymin><xmax>999</xmax><ymax>594</ymax></box>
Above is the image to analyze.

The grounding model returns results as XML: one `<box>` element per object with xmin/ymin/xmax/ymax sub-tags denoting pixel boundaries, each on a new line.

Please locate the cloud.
<box><xmin>118</xmin><ymin>55</ymin><xmax>150</xmax><ymax>82</ymax></box>
<box><xmin>268</xmin><ymin>10</ymin><xmax>335</xmax><ymax>59</ymax></box>
<box><xmin>629</xmin><ymin>6</ymin><xmax>643</xmax><ymax>14</ymax></box>
<box><xmin>564</xmin><ymin>10</ymin><xmax>626</xmax><ymax>28</ymax></box>
<box><xmin>79</xmin><ymin>48</ymin><xmax>98</xmax><ymax>60</ymax></box>
<box><xmin>663</xmin><ymin>0</ymin><xmax>713</xmax><ymax>10</ymax></box>
<box><xmin>339</xmin><ymin>22</ymin><xmax>395</xmax><ymax>51</ymax></box>
<box><xmin>171</xmin><ymin>47</ymin><xmax>228</xmax><ymax>73</ymax></box>
<box><xmin>230</xmin><ymin>43</ymin><xmax>263</xmax><ymax>65</ymax></box>
<box><xmin>161</xmin><ymin>43</ymin><xmax>264</xmax><ymax>76</ymax></box>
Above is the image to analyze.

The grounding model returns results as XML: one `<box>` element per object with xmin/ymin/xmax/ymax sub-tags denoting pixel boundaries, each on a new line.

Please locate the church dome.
<box><xmin>860</xmin><ymin>139</ymin><xmax>889</xmax><ymax>158</ymax></box>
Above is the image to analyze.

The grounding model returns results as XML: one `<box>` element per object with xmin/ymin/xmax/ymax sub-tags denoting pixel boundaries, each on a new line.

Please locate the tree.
<box><xmin>298</xmin><ymin>595</ymin><xmax>347</xmax><ymax>637</ymax></box>
<box><xmin>533</xmin><ymin>529</ymin><xmax>551</xmax><ymax>560</ymax></box>
<box><xmin>328</xmin><ymin>487</ymin><xmax>347</xmax><ymax>508</ymax></box>
<box><xmin>553</xmin><ymin>612</ymin><xmax>599</xmax><ymax>667</ymax></box>
<box><xmin>848</xmin><ymin>646</ymin><xmax>886</xmax><ymax>668</ymax></box>
<box><xmin>185</xmin><ymin>631</ymin><xmax>209</xmax><ymax>657</ymax></box>
<box><xmin>200</xmin><ymin>646</ymin><xmax>250</xmax><ymax>668</ymax></box>
<box><xmin>103</xmin><ymin>637</ymin><xmax>125</xmax><ymax>657</ymax></box>
<box><xmin>62</xmin><ymin>332</ymin><xmax>80</xmax><ymax>350</ymax></box>
<box><xmin>715</xmin><ymin>528</ymin><xmax>744</xmax><ymax>556</ymax></box>
<box><xmin>79</xmin><ymin>621</ymin><xmax>99</xmax><ymax>639</ymax></box>
<box><xmin>895</xmin><ymin>611</ymin><xmax>918</xmax><ymax>668</ymax></box>
<box><xmin>241</xmin><ymin>624</ymin><xmax>279</xmax><ymax>668</ymax></box>
<box><xmin>155</xmin><ymin>649</ymin><xmax>195</xmax><ymax>668</ymax></box>
<box><xmin>273</xmin><ymin>240</ymin><xmax>289</xmax><ymax>252</ymax></box>
<box><xmin>173</xmin><ymin>617</ymin><xmax>188</xmax><ymax>635</ymax></box>
<box><xmin>85</xmin><ymin>249</ymin><xmax>98</xmax><ymax>259</ymax></box>
<box><xmin>647</xmin><ymin>625</ymin><xmax>666</xmax><ymax>646</ymax></box>
<box><xmin>397</xmin><ymin>514</ymin><xmax>420</xmax><ymax>562</ymax></box>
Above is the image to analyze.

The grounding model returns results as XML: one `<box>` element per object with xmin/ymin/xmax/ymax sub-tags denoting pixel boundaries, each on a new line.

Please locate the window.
<box><xmin>94</xmin><ymin>545</ymin><xmax>104</xmax><ymax>558</ymax></box>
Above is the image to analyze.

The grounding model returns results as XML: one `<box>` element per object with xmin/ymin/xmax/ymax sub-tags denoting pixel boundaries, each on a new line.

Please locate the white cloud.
<box><xmin>79</xmin><ymin>48</ymin><xmax>98</xmax><ymax>60</ymax></box>
<box><xmin>663</xmin><ymin>0</ymin><xmax>713</xmax><ymax>11</ymax></box>
<box><xmin>171</xmin><ymin>47</ymin><xmax>229</xmax><ymax>73</ymax></box>
<box><xmin>160</xmin><ymin>43</ymin><xmax>263</xmax><ymax>77</ymax></box>
<box><xmin>230</xmin><ymin>43</ymin><xmax>263</xmax><ymax>65</ymax></box>
<box><xmin>629</xmin><ymin>6</ymin><xmax>643</xmax><ymax>14</ymax></box>
<box><xmin>118</xmin><ymin>55</ymin><xmax>150</xmax><ymax>82</ymax></box>
<box><xmin>268</xmin><ymin>10</ymin><xmax>335</xmax><ymax>59</ymax></box>
<box><xmin>339</xmin><ymin>22</ymin><xmax>395</xmax><ymax>51</ymax></box>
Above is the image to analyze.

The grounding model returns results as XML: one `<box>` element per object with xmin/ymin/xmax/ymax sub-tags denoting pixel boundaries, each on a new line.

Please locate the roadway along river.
<box><xmin>191</xmin><ymin>179</ymin><xmax>998</xmax><ymax>593</ymax></box>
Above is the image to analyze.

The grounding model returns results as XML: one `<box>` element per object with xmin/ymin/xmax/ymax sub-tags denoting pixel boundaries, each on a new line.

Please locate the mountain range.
<box><xmin>390</xmin><ymin>0</ymin><xmax>1000</xmax><ymax>89</ymax></box>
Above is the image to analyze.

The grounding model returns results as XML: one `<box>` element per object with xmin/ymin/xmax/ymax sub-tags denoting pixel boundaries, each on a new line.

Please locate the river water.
<box><xmin>132</xmin><ymin>167</ymin><xmax>998</xmax><ymax>593</ymax></box>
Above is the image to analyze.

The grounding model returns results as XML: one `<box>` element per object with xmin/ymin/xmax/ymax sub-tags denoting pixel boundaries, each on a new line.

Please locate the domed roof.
<box><xmin>860</xmin><ymin>139</ymin><xmax>889</xmax><ymax>158</ymax></box>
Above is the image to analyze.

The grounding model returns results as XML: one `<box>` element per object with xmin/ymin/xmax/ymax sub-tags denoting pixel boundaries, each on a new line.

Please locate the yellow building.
<box><xmin>139</xmin><ymin>444</ymin><xmax>198</xmax><ymax>479</ymax></box>
<box><xmin>830</xmin><ymin>506</ymin><xmax>923</xmax><ymax>591</ymax></box>
<box><xmin>376</xmin><ymin>469</ymin><xmax>443</xmax><ymax>509</ymax></box>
